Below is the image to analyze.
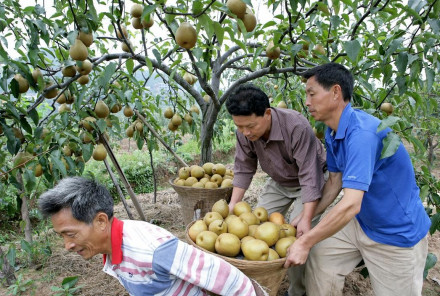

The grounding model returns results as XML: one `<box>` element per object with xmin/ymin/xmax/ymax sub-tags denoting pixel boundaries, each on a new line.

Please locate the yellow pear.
<box><xmin>12</xmin><ymin>127</ymin><xmax>25</xmax><ymax>143</ymax></box>
<box><xmin>215</xmin><ymin>233</ymin><xmax>241</xmax><ymax>257</ymax></box>
<box><xmin>164</xmin><ymin>107</ymin><xmax>174</xmax><ymax>119</ymax></box>
<box><xmin>32</xmin><ymin>68</ymin><xmax>43</xmax><ymax>83</ymax></box>
<box><xmin>168</xmin><ymin>121</ymin><xmax>178</xmax><ymax>132</ymax></box>
<box><xmin>202</xmin><ymin>162</ymin><xmax>214</xmax><ymax>175</ymax></box>
<box><xmin>226</xmin><ymin>0</ymin><xmax>246</xmax><ymax>19</ymax></box>
<box><xmin>277</xmin><ymin>101</ymin><xmax>288</xmax><ymax>108</ymax></box>
<box><xmin>123</xmin><ymin>105</ymin><xmax>134</xmax><ymax>117</ymax></box>
<box><xmin>77</xmin><ymin>75</ymin><xmax>89</xmax><ymax>85</ymax></box>
<box><xmin>241</xmin><ymin>238</ymin><xmax>269</xmax><ymax>261</ymax></box>
<box><xmin>122</xmin><ymin>40</ymin><xmax>131</xmax><ymax>52</ymax></box>
<box><xmin>171</xmin><ymin>114</ymin><xmax>182</xmax><ymax>126</ymax></box>
<box><xmin>204</xmin><ymin>181</ymin><xmax>218</xmax><ymax>189</ymax></box>
<box><xmin>92</xmin><ymin>144</ymin><xmax>107</xmax><ymax>161</ymax></box>
<box><xmin>76</xmin><ymin>60</ymin><xmax>93</xmax><ymax>75</ymax></box>
<box><xmin>184</xmin><ymin>113</ymin><xmax>193</xmax><ymax>124</ymax></box>
<box><xmin>239</xmin><ymin>212</ymin><xmax>260</xmax><ymax>226</ymax></box>
<box><xmin>196</xmin><ymin>231</ymin><xmax>218</xmax><ymax>252</ymax></box>
<box><xmin>221</xmin><ymin>179</ymin><xmax>233</xmax><ymax>188</ymax></box>
<box><xmin>266</xmin><ymin>40</ymin><xmax>281</xmax><ymax>60</ymax></box>
<box><xmin>188</xmin><ymin>220</ymin><xmax>208</xmax><ymax>242</ymax></box>
<box><xmin>208</xmin><ymin>220</ymin><xmax>228</xmax><ymax>236</ymax></box>
<box><xmin>233</xmin><ymin>201</ymin><xmax>252</xmax><ymax>216</ymax></box>
<box><xmin>175</xmin><ymin>22</ymin><xmax>197</xmax><ymax>49</ymax></box>
<box><xmin>212</xmin><ymin>199</ymin><xmax>229</xmax><ymax>218</ymax></box>
<box><xmin>130</xmin><ymin>4</ymin><xmax>143</xmax><ymax>18</ymax></box>
<box><xmin>241</xmin><ymin>8</ymin><xmax>256</xmax><ymax>32</ymax></box>
<box><xmin>190</xmin><ymin>105</ymin><xmax>199</xmax><ymax>114</ymax></box>
<box><xmin>184</xmin><ymin>176</ymin><xmax>198</xmax><ymax>187</ymax></box>
<box><xmin>212</xmin><ymin>163</ymin><xmax>226</xmax><ymax>176</ymax></box>
<box><xmin>255</xmin><ymin>222</ymin><xmax>280</xmax><ymax>247</ymax></box>
<box><xmin>34</xmin><ymin>163</ymin><xmax>43</xmax><ymax>177</ymax></box>
<box><xmin>380</xmin><ymin>102</ymin><xmax>394</xmax><ymax>115</ymax></box>
<box><xmin>203</xmin><ymin>211</ymin><xmax>223</xmax><ymax>227</ymax></box>
<box><xmin>69</xmin><ymin>39</ymin><xmax>88</xmax><ymax>61</ymax></box>
<box><xmin>14</xmin><ymin>74</ymin><xmax>29</xmax><ymax>93</ymax></box>
<box><xmin>227</xmin><ymin>216</ymin><xmax>249</xmax><ymax>239</ymax></box>
<box><xmin>59</xmin><ymin>103</ymin><xmax>71</xmax><ymax>113</ymax></box>
<box><xmin>178</xmin><ymin>167</ymin><xmax>191</xmax><ymax>180</ymax></box>
<box><xmin>253</xmin><ymin>207</ymin><xmax>268</xmax><ymax>222</ymax></box>
<box><xmin>115</xmin><ymin>25</ymin><xmax>128</xmax><ymax>39</ymax></box>
<box><xmin>62</xmin><ymin>65</ymin><xmax>77</xmax><ymax>77</ymax></box>
<box><xmin>81</xmin><ymin>116</ymin><xmax>96</xmax><ymax>132</ymax></box>
<box><xmin>280</xmin><ymin>223</ymin><xmax>297</xmax><ymax>238</ymax></box>
<box><xmin>248</xmin><ymin>224</ymin><xmax>258</xmax><ymax>237</ymax></box>
<box><xmin>132</xmin><ymin>17</ymin><xmax>144</xmax><ymax>30</ymax></box>
<box><xmin>190</xmin><ymin>165</ymin><xmax>205</xmax><ymax>179</ymax></box>
<box><xmin>203</xmin><ymin>94</ymin><xmax>211</xmax><ymax>103</ymax></box>
<box><xmin>94</xmin><ymin>100</ymin><xmax>110</xmax><ymax>119</ymax></box>
<box><xmin>78</xmin><ymin>31</ymin><xmax>93</xmax><ymax>47</ymax></box>
<box><xmin>267</xmin><ymin>248</ymin><xmax>280</xmax><ymax>261</ymax></box>
<box><xmin>142</xmin><ymin>15</ymin><xmax>154</xmax><ymax>29</ymax></box>
<box><xmin>275</xmin><ymin>236</ymin><xmax>296</xmax><ymax>258</ymax></box>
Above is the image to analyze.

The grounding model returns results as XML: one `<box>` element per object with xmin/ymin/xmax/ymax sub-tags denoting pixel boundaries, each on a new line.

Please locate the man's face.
<box><xmin>232</xmin><ymin>109</ymin><xmax>271</xmax><ymax>141</ymax></box>
<box><xmin>305</xmin><ymin>76</ymin><xmax>337</xmax><ymax>123</ymax></box>
<box><xmin>51</xmin><ymin>208</ymin><xmax>107</xmax><ymax>260</ymax></box>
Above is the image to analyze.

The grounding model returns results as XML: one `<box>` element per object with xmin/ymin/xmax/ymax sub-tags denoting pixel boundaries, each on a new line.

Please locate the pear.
<box><xmin>81</xmin><ymin>132</ymin><xmax>93</xmax><ymax>144</ymax></box>
<box><xmin>32</xmin><ymin>68</ymin><xmax>43</xmax><ymax>83</ymax></box>
<box><xmin>171</xmin><ymin>114</ymin><xmax>182</xmax><ymax>126</ymax></box>
<box><xmin>192</xmin><ymin>182</ymin><xmax>205</xmax><ymax>188</ymax></box>
<box><xmin>241</xmin><ymin>8</ymin><xmax>256</xmax><ymax>32</ymax></box>
<box><xmin>204</xmin><ymin>181</ymin><xmax>218</xmax><ymax>189</ymax></box>
<box><xmin>277</xmin><ymin>101</ymin><xmax>288</xmax><ymax>108</ymax></box>
<box><xmin>221</xmin><ymin>179</ymin><xmax>233</xmax><ymax>188</ymax></box>
<box><xmin>184</xmin><ymin>176</ymin><xmax>198</xmax><ymax>187</ymax></box>
<box><xmin>212</xmin><ymin>163</ymin><xmax>226</xmax><ymax>176</ymax></box>
<box><xmin>202</xmin><ymin>162</ymin><xmax>214</xmax><ymax>175</ymax></box>
<box><xmin>78</xmin><ymin>31</ymin><xmax>93</xmax><ymax>47</ymax></box>
<box><xmin>255</xmin><ymin>222</ymin><xmax>280</xmax><ymax>247</ymax></box>
<box><xmin>92</xmin><ymin>144</ymin><xmax>107</xmax><ymax>161</ymax></box>
<box><xmin>12</xmin><ymin>127</ymin><xmax>25</xmax><ymax>143</ymax></box>
<box><xmin>63</xmin><ymin>145</ymin><xmax>72</xmax><ymax>156</ymax></box>
<box><xmin>199</xmin><ymin>177</ymin><xmax>209</xmax><ymax>185</ymax></box>
<box><xmin>241</xmin><ymin>238</ymin><xmax>269</xmax><ymax>261</ymax></box>
<box><xmin>212</xmin><ymin>199</ymin><xmax>229</xmax><ymax>218</ymax></box>
<box><xmin>226</xmin><ymin>0</ymin><xmax>246</xmax><ymax>19</ymax></box>
<box><xmin>210</xmin><ymin>174</ymin><xmax>223</xmax><ymax>186</ymax></box>
<box><xmin>215</xmin><ymin>233</ymin><xmax>241</xmax><ymax>257</ymax></box>
<box><xmin>94</xmin><ymin>100</ymin><xmax>109</xmax><ymax>119</ymax></box>
<box><xmin>142</xmin><ymin>16</ymin><xmax>154</xmax><ymax>29</ymax></box>
<box><xmin>81</xmin><ymin>116</ymin><xmax>96</xmax><ymax>132</ymax></box>
<box><xmin>188</xmin><ymin>220</ymin><xmax>208</xmax><ymax>242</ymax></box>
<box><xmin>267</xmin><ymin>248</ymin><xmax>280</xmax><ymax>261</ymax></box>
<box><xmin>175</xmin><ymin>22</ymin><xmax>197</xmax><ymax>49</ymax></box>
<box><xmin>34</xmin><ymin>163</ymin><xmax>43</xmax><ymax>177</ymax></box>
<box><xmin>43</xmin><ymin>82</ymin><xmax>58</xmax><ymax>99</ymax></box>
<box><xmin>178</xmin><ymin>167</ymin><xmax>191</xmax><ymax>180</ymax></box>
<box><xmin>189</xmin><ymin>105</ymin><xmax>199</xmax><ymax>114</ymax></box>
<box><xmin>196</xmin><ymin>231</ymin><xmax>218</xmax><ymax>252</ymax></box>
<box><xmin>275</xmin><ymin>236</ymin><xmax>296</xmax><ymax>258</ymax></box>
<box><xmin>135</xmin><ymin>121</ymin><xmax>143</xmax><ymax>132</ymax></box>
<box><xmin>13</xmin><ymin>152</ymin><xmax>33</xmax><ymax>168</ymax></box>
<box><xmin>184</xmin><ymin>113</ymin><xmax>193</xmax><ymax>124</ymax></box>
<box><xmin>168</xmin><ymin>121</ymin><xmax>178</xmax><ymax>132</ymax></box>
<box><xmin>76</xmin><ymin>60</ymin><xmax>93</xmax><ymax>75</ymax></box>
<box><xmin>62</xmin><ymin>65</ymin><xmax>77</xmax><ymax>77</ymax></box>
<box><xmin>233</xmin><ymin>201</ymin><xmax>252</xmax><ymax>216</ymax></box>
<box><xmin>14</xmin><ymin>74</ymin><xmax>29</xmax><ymax>93</ymax></box>
<box><xmin>239</xmin><ymin>212</ymin><xmax>260</xmax><ymax>226</ymax></box>
<box><xmin>115</xmin><ymin>25</ymin><xmax>128</xmax><ymax>39</ymax></box>
<box><xmin>126</xmin><ymin>125</ymin><xmax>135</xmax><ymax>137</ymax></box>
<box><xmin>203</xmin><ymin>212</ymin><xmax>223</xmax><ymax>226</ymax></box>
<box><xmin>248</xmin><ymin>224</ymin><xmax>258</xmax><ymax>237</ymax></box>
<box><xmin>313</xmin><ymin>43</ymin><xmax>325</xmax><ymax>58</ymax></box>
<box><xmin>279</xmin><ymin>223</ymin><xmax>297</xmax><ymax>238</ymax></box>
<box><xmin>132</xmin><ymin>17</ymin><xmax>144</xmax><ymax>30</ymax></box>
<box><xmin>253</xmin><ymin>206</ymin><xmax>268</xmax><ymax>222</ymax></box>
<box><xmin>130</xmin><ymin>4</ymin><xmax>143</xmax><ymax>18</ymax></box>
<box><xmin>123</xmin><ymin>105</ymin><xmax>134</xmax><ymax>117</ymax></box>
<box><xmin>190</xmin><ymin>165</ymin><xmax>205</xmax><ymax>179</ymax></box>
<box><xmin>164</xmin><ymin>107</ymin><xmax>174</xmax><ymax>119</ymax></box>
<box><xmin>122</xmin><ymin>41</ymin><xmax>132</xmax><ymax>52</ymax></box>
<box><xmin>266</xmin><ymin>40</ymin><xmax>281</xmax><ymax>60</ymax></box>
<box><xmin>380</xmin><ymin>102</ymin><xmax>394</xmax><ymax>115</ymax></box>
<box><xmin>77</xmin><ymin>75</ymin><xmax>89</xmax><ymax>85</ymax></box>
<box><xmin>69</xmin><ymin>39</ymin><xmax>88</xmax><ymax>61</ymax></box>
<box><xmin>111</xmin><ymin>103</ymin><xmax>122</xmax><ymax>113</ymax></box>
<box><xmin>59</xmin><ymin>103</ymin><xmax>71</xmax><ymax>113</ymax></box>
<box><xmin>183</xmin><ymin>72</ymin><xmax>197</xmax><ymax>85</ymax></box>
<box><xmin>227</xmin><ymin>216</ymin><xmax>249</xmax><ymax>239</ymax></box>
<box><xmin>208</xmin><ymin>220</ymin><xmax>228</xmax><ymax>236</ymax></box>
<box><xmin>203</xmin><ymin>94</ymin><xmax>211</xmax><ymax>103</ymax></box>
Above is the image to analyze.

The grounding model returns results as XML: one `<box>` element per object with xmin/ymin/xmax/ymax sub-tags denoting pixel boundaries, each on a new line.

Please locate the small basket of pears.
<box><xmin>170</xmin><ymin>163</ymin><xmax>234</xmax><ymax>226</ymax></box>
<box><xmin>185</xmin><ymin>199</ymin><xmax>297</xmax><ymax>296</ymax></box>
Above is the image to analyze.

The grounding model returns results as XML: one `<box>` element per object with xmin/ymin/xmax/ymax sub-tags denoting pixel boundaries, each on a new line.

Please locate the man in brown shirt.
<box><xmin>226</xmin><ymin>84</ymin><xmax>326</xmax><ymax>296</ymax></box>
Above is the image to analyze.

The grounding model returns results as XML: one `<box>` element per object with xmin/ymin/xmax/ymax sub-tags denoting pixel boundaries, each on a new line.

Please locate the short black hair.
<box><xmin>226</xmin><ymin>84</ymin><xmax>270</xmax><ymax>116</ymax></box>
<box><xmin>38</xmin><ymin>177</ymin><xmax>114</xmax><ymax>224</ymax></box>
<box><xmin>302</xmin><ymin>63</ymin><xmax>354</xmax><ymax>102</ymax></box>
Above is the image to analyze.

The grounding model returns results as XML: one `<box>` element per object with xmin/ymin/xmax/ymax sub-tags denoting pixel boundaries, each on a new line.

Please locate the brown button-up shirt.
<box><xmin>233</xmin><ymin>108</ymin><xmax>326</xmax><ymax>203</ymax></box>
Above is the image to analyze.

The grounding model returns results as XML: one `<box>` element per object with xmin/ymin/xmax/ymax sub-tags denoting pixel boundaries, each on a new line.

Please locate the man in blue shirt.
<box><xmin>284</xmin><ymin>63</ymin><xmax>431</xmax><ymax>295</ymax></box>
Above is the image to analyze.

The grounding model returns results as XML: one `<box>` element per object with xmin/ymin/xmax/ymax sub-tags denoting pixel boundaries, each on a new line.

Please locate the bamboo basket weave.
<box><xmin>185</xmin><ymin>221</ymin><xmax>288</xmax><ymax>296</ymax></box>
<box><xmin>169</xmin><ymin>178</ymin><xmax>233</xmax><ymax>226</ymax></box>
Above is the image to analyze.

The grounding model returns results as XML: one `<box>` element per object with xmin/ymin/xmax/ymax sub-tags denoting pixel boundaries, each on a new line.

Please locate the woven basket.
<box><xmin>185</xmin><ymin>221</ymin><xmax>288</xmax><ymax>296</ymax></box>
<box><xmin>169</xmin><ymin>178</ymin><xmax>233</xmax><ymax>226</ymax></box>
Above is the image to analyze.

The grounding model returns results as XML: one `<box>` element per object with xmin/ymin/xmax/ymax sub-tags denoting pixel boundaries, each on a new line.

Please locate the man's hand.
<box><xmin>290</xmin><ymin>211</ymin><xmax>303</xmax><ymax>228</ymax></box>
<box><xmin>295</xmin><ymin>218</ymin><xmax>311</xmax><ymax>238</ymax></box>
<box><xmin>283</xmin><ymin>239</ymin><xmax>310</xmax><ymax>268</ymax></box>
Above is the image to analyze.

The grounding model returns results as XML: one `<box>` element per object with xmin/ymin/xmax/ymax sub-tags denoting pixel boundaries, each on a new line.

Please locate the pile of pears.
<box><xmin>188</xmin><ymin>200</ymin><xmax>297</xmax><ymax>261</ymax></box>
<box><xmin>173</xmin><ymin>163</ymin><xmax>233</xmax><ymax>189</ymax></box>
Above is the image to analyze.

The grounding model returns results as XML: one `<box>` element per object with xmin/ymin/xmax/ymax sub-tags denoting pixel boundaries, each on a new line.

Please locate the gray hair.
<box><xmin>38</xmin><ymin>177</ymin><xmax>114</xmax><ymax>224</ymax></box>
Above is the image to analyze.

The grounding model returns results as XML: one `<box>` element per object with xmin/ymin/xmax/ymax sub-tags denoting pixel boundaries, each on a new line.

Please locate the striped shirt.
<box><xmin>233</xmin><ymin>107</ymin><xmax>326</xmax><ymax>203</ymax></box>
<box><xmin>103</xmin><ymin>218</ymin><xmax>257</xmax><ymax>296</ymax></box>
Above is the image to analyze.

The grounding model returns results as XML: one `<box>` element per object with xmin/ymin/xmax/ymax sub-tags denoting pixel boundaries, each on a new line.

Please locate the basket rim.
<box><xmin>185</xmin><ymin>220</ymin><xmax>287</xmax><ymax>266</ymax></box>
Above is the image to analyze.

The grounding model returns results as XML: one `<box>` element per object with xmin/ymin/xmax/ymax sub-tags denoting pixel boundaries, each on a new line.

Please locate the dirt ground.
<box><xmin>1</xmin><ymin>169</ymin><xmax>439</xmax><ymax>296</ymax></box>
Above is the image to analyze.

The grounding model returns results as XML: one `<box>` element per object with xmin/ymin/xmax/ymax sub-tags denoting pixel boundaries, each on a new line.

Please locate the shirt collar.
<box><xmin>103</xmin><ymin>217</ymin><xmax>124</xmax><ymax>265</ymax></box>
<box><xmin>265</xmin><ymin>108</ymin><xmax>284</xmax><ymax>142</ymax></box>
<box><xmin>334</xmin><ymin>103</ymin><xmax>353</xmax><ymax>140</ymax></box>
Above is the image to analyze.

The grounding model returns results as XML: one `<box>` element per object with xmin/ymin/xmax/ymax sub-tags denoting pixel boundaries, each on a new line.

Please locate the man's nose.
<box><xmin>64</xmin><ymin>239</ymin><xmax>75</xmax><ymax>251</ymax></box>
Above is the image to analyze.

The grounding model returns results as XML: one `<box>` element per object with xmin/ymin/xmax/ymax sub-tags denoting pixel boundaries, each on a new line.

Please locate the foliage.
<box><xmin>51</xmin><ymin>276</ymin><xmax>83</xmax><ymax>296</ymax></box>
<box><xmin>6</xmin><ymin>274</ymin><xmax>35</xmax><ymax>296</ymax></box>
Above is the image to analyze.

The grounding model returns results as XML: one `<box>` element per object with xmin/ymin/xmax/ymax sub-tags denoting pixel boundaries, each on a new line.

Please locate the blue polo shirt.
<box><xmin>325</xmin><ymin>104</ymin><xmax>430</xmax><ymax>247</ymax></box>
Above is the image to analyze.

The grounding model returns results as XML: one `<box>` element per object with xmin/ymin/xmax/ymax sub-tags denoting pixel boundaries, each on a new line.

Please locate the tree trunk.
<box><xmin>0</xmin><ymin>247</ymin><xmax>16</xmax><ymax>287</ymax></box>
<box><xmin>17</xmin><ymin>172</ymin><xmax>32</xmax><ymax>244</ymax></box>
<box><xmin>200</xmin><ymin>104</ymin><xmax>220</xmax><ymax>164</ymax></box>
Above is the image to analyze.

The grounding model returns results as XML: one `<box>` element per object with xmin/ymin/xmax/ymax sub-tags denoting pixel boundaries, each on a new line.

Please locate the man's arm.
<box><xmin>228</xmin><ymin>186</ymin><xmax>247</xmax><ymax>214</ymax></box>
<box><xmin>294</xmin><ymin>200</ymin><xmax>318</xmax><ymax>237</ymax></box>
<box><xmin>284</xmin><ymin>187</ymin><xmax>364</xmax><ymax>268</ymax></box>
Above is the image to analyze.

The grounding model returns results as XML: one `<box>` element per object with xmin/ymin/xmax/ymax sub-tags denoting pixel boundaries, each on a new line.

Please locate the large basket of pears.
<box><xmin>185</xmin><ymin>200</ymin><xmax>297</xmax><ymax>296</ymax></box>
<box><xmin>170</xmin><ymin>163</ymin><xmax>234</xmax><ymax>226</ymax></box>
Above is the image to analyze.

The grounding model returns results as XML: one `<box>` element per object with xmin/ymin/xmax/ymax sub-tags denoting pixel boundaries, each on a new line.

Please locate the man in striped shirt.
<box><xmin>38</xmin><ymin>177</ymin><xmax>260</xmax><ymax>296</ymax></box>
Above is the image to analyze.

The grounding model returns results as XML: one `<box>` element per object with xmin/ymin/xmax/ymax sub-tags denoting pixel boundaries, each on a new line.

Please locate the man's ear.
<box><xmin>265</xmin><ymin>108</ymin><xmax>272</xmax><ymax>116</ymax></box>
<box><xmin>94</xmin><ymin>212</ymin><xmax>110</xmax><ymax>231</ymax></box>
<box><xmin>333</xmin><ymin>84</ymin><xmax>343</xmax><ymax>100</ymax></box>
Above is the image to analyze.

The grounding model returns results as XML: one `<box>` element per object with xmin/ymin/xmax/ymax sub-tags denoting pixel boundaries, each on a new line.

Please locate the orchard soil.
<box><xmin>1</xmin><ymin>140</ymin><xmax>439</xmax><ymax>296</ymax></box>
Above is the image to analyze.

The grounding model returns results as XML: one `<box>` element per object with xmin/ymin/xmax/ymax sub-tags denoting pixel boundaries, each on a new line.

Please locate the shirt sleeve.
<box><xmin>153</xmin><ymin>239</ymin><xmax>257</xmax><ymax>296</ymax></box>
<box><xmin>289</xmin><ymin>124</ymin><xmax>325</xmax><ymax>203</ymax></box>
<box><xmin>232</xmin><ymin>131</ymin><xmax>258</xmax><ymax>190</ymax></box>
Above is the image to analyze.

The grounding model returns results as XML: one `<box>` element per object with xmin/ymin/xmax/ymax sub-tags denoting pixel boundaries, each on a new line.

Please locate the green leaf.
<box><xmin>424</xmin><ymin>253</ymin><xmax>437</xmax><ymax>279</ymax></box>
<box><xmin>61</xmin><ymin>276</ymin><xmax>79</xmax><ymax>288</ymax></box>
<box><xmin>425</xmin><ymin>68</ymin><xmax>434</xmax><ymax>92</ymax></box>
<box><xmin>380</xmin><ymin>132</ymin><xmax>401</xmax><ymax>159</ymax></box>
<box><xmin>28</xmin><ymin>108</ymin><xmax>39</xmax><ymax>125</ymax></box>
<box><xmin>395</xmin><ymin>52</ymin><xmax>408</xmax><ymax>74</ymax></box>
<box><xmin>429</xmin><ymin>212</ymin><xmax>440</xmax><ymax>235</ymax></box>
<box><xmin>377</xmin><ymin>116</ymin><xmax>401</xmax><ymax>132</ymax></box>
<box><xmin>50</xmin><ymin>154</ymin><xmax>67</xmax><ymax>176</ymax></box>
<box><xmin>23</xmin><ymin>169</ymin><xmax>36</xmax><ymax>192</ymax></box>
<box><xmin>20</xmin><ymin>117</ymin><xmax>33</xmax><ymax>135</ymax></box>
<box><xmin>136</xmin><ymin>135</ymin><xmax>144</xmax><ymax>150</ymax></box>
<box><xmin>20</xmin><ymin>239</ymin><xmax>32</xmax><ymax>254</ymax></box>
<box><xmin>145</xmin><ymin>57</ymin><xmax>153</xmax><ymax>76</ymax></box>
<box><xmin>82</xmin><ymin>143</ymin><xmax>93</xmax><ymax>162</ymax></box>
<box><xmin>343</xmin><ymin>40</ymin><xmax>361</xmax><ymax>62</ymax></box>
<box><xmin>99</xmin><ymin>63</ymin><xmax>117</xmax><ymax>89</ymax></box>
<box><xmin>213</xmin><ymin>22</ymin><xmax>224</xmax><ymax>46</ymax></box>
<box><xmin>6</xmin><ymin>245</ymin><xmax>16</xmax><ymax>267</ymax></box>
<box><xmin>126</xmin><ymin>58</ymin><xmax>134</xmax><ymax>74</ymax></box>
<box><xmin>153</xmin><ymin>49</ymin><xmax>161</xmax><ymax>66</ymax></box>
